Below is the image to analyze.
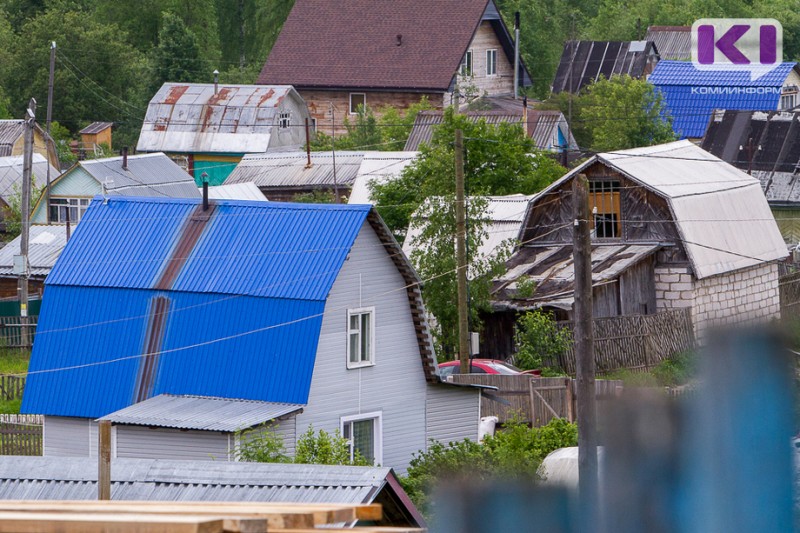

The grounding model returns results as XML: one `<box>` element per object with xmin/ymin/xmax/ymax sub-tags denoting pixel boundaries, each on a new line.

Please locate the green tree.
<box><xmin>579</xmin><ymin>75</ymin><xmax>675</xmax><ymax>151</ymax></box>
<box><xmin>377</xmin><ymin>97</ymin><xmax>433</xmax><ymax>151</ymax></box>
<box><xmin>4</xmin><ymin>183</ymin><xmax>44</xmax><ymax>240</ymax></box>
<box><xmin>235</xmin><ymin>424</ymin><xmax>290</xmax><ymax>463</ymax></box>
<box><xmin>150</xmin><ymin>12</ymin><xmax>204</xmax><ymax>92</ymax></box>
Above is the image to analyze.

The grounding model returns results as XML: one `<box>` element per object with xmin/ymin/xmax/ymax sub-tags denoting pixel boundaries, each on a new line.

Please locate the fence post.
<box><xmin>565</xmin><ymin>377</ymin><xmax>575</xmax><ymax>422</ymax></box>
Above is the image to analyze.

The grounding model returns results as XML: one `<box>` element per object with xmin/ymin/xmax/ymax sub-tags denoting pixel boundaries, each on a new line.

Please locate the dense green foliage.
<box><xmin>234</xmin><ymin>424</ymin><xmax>370</xmax><ymax>466</ymax></box>
<box><xmin>605</xmin><ymin>349</ymin><xmax>696</xmax><ymax>387</ymax></box>
<box><xmin>400</xmin><ymin>418</ymin><xmax>578</xmax><ymax>517</ymax></box>
<box><xmin>514</xmin><ymin>310</ymin><xmax>573</xmax><ymax>371</ymax></box>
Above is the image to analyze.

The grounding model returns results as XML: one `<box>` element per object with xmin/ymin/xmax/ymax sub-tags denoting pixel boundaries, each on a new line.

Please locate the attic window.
<box><xmin>350</xmin><ymin>93</ymin><xmax>366</xmax><ymax>115</ymax></box>
<box><xmin>279</xmin><ymin>112</ymin><xmax>291</xmax><ymax>129</ymax></box>
<box><xmin>460</xmin><ymin>50</ymin><xmax>473</xmax><ymax>76</ymax></box>
<box><xmin>49</xmin><ymin>198</ymin><xmax>90</xmax><ymax>224</ymax></box>
<box><xmin>486</xmin><ymin>49</ymin><xmax>497</xmax><ymax>76</ymax></box>
<box><xmin>589</xmin><ymin>180</ymin><xmax>621</xmax><ymax>239</ymax></box>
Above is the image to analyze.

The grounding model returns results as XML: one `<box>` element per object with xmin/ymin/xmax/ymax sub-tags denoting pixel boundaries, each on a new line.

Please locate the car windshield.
<box><xmin>487</xmin><ymin>361</ymin><xmax>522</xmax><ymax>375</ymax></box>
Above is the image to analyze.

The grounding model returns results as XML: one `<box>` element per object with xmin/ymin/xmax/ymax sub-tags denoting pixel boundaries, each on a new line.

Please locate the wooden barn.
<box><xmin>78</xmin><ymin>122</ymin><xmax>113</xmax><ymax>152</ymax></box>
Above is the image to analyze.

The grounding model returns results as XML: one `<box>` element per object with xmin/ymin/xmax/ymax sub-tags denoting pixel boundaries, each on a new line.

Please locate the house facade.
<box><xmin>136</xmin><ymin>84</ymin><xmax>311</xmax><ymax>185</ymax></box>
<box><xmin>257</xmin><ymin>0</ymin><xmax>531</xmax><ymax>135</ymax></box>
<box><xmin>22</xmin><ymin>198</ymin><xmax>479</xmax><ymax>473</ymax></box>
<box><xmin>0</xmin><ymin>120</ymin><xmax>60</xmax><ymax>169</ymax></box>
<box><xmin>488</xmin><ymin>141</ymin><xmax>786</xmax><ymax>354</ymax></box>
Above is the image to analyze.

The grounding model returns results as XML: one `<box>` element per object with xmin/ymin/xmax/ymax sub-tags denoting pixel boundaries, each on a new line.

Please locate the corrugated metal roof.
<box><xmin>0</xmin><ymin>120</ymin><xmax>24</xmax><ymax>156</ymax></box>
<box><xmin>226</xmin><ymin>151</ymin><xmax>365</xmax><ymax>189</ymax></box>
<box><xmin>644</xmin><ymin>26</ymin><xmax>691</xmax><ymax>61</ymax></box>
<box><xmin>0</xmin><ymin>154</ymin><xmax>59</xmax><ymax>205</ymax></box>
<box><xmin>492</xmin><ymin>244</ymin><xmax>660</xmax><ymax>310</ymax></box>
<box><xmin>77</xmin><ymin>153</ymin><xmax>200</xmax><ymax>198</ymax></box>
<box><xmin>205</xmin><ymin>182</ymin><xmax>267</xmax><ymax>201</ymax></box>
<box><xmin>347</xmin><ymin>152</ymin><xmax>418</xmax><ymax>204</ymax></box>
<box><xmin>649</xmin><ymin>61</ymin><xmax>798</xmax><ymax>138</ymax></box>
<box><xmin>0</xmin><ymin>225</ymin><xmax>67</xmax><ymax>278</ymax></box>
<box><xmin>137</xmin><ymin>84</ymin><xmax>296</xmax><ymax>154</ymax></box>
<box><xmin>79</xmin><ymin>122</ymin><xmax>113</xmax><ymax>135</ymax></box>
<box><xmin>23</xmin><ymin>197</ymin><xmax>372</xmax><ymax>418</ymax></box>
<box><xmin>0</xmin><ymin>457</ymin><xmax>392</xmax><ymax>504</ymax></box>
<box><xmin>403</xmin><ymin>109</ymin><xmax>577</xmax><ymax>152</ymax></box>
<box><xmin>404</xmin><ymin>194</ymin><xmax>533</xmax><ymax>265</ymax></box>
<box><xmin>546</xmin><ymin>141</ymin><xmax>787</xmax><ymax>279</ymax></box>
<box><xmin>98</xmin><ymin>394</ymin><xmax>302</xmax><ymax>431</ymax></box>
<box><xmin>552</xmin><ymin>40</ymin><xmax>659</xmax><ymax>94</ymax></box>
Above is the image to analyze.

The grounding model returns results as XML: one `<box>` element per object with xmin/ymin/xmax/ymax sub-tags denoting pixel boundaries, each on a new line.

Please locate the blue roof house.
<box><xmin>649</xmin><ymin>60</ymin><xmax>800</xmax><ymax>139</ymax></box>
<box><xmin>22</xmin><ymin>196</ymin><xmax>480</xmax><ymax>472</ymax></box>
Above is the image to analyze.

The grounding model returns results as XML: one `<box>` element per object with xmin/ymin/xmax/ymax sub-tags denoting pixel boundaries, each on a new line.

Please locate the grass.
<box><xmin>603</xmin><ymin>350</ymin><xmax>696</xmax><ymax>388</ymax></box>
<box><xmin>0</xmin><ymin>348</ymin><xmax>30</xmax><ymax>376</ymax></box>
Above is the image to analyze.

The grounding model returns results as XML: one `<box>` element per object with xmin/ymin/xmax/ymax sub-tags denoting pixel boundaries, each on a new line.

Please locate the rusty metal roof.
<box><xmin>79</xmin><ymin>122</ymin><xmax>113</xmax><ymax>135</ymax></box>
<box><xmin>492</xmin><ymin>244</ymin><xmax>660</xmax><ymax>310</ymax></box>
<box><xmin>644</xmin><ymin>26</ymin><xmax>691</xmax><ymax>61</ymax></box>
<box><xmin>137</xmin><ymin>84</ymin><xmax>298</xmax><ymax>154</ymax></box>
<box><xmin>226</xmin><ymin>151</ymin><xmax>365</xmax><ymax>189</ymax></box>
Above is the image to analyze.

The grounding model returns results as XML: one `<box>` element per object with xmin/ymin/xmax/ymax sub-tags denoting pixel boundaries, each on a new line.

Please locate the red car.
<box><xmin>437</xmin><ymin>358</ymin><xmax>539</xmax><ymax>377</ymax></box>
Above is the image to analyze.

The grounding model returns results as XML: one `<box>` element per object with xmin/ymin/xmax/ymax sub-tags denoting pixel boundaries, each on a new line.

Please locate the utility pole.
<box><xmin>45</xmin><ymin>41</ymin><xmax>56</xmax><ymax>225</ymax></box>
<box><xmin>513</xmin><ymin>11</ymin><xmax>520</xmax><ymax>99</ymax></box>
<box><xmin>455</xmin><ymin>129</ymin><xmax>470</xmax><ymax>375</ymax></box>
<box><xmin>330</xmin><ymin>103</ymin><xmax>339</xmax><ymax>203</ymax></box>
<box><xmin>741</xmin><ymin>137</ymin><xmax>760</xmax><ymax>175</ymax></box>
<box><xmin>573</xmin><ymin>174</ymin><xmax>598</xmax><ymax>525</ymax></box>
<box><xmin>19</xmin><ymin>99</ymin><xmax>35</xmax><ymax>346</ymax></box>
<box><xmin>98</xmin><ymin>420</ymin><xmax>111</xmax><ymax>500</ymax></box>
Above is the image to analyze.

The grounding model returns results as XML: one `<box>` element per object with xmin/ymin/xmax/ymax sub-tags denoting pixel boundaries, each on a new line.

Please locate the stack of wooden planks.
<box><xmin>0</xmin><ymin>501</ymin><xmax>426</xmax><ymax>533</ymax></box>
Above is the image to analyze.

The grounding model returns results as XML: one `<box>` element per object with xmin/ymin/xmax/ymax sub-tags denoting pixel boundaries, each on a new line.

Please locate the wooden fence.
<box><xmin>450</xmin><ymin>374</ymin><xmax>623</xmax><ymax>426</ymax></box>
<box><xmin>0</xmin><ymin>374</ymin><xmax>25</xmax><ymax>401</ymax></box>
<box><xmin>553</xmin><ymin>308</ymin><xmax>695</xmax><ymax>375</ymax></box>
<box><xmin>779</xmin><ymin>270</ymin><xmax>800</xmax><ymax>320</ymax></box>
<box><xmin>0</xmin><ymin>316</ymin><xmax>37</xmax><ymax>348</ymax></box>
<box><xmin>0</xmin><ymin>414</ymin><xmax>42</xmax><ymax>456</ymax></box>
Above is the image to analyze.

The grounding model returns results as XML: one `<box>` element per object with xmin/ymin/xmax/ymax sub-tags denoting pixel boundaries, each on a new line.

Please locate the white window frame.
<box><xmin>460</xmin><ymin>50</ymin><xmax>473</xmax><ymax>76</ymax></box>
<box><xmin>279</xmin><ymin>112</ymin><xmax>291</xmax><ymax>129</ymax></box>
<box><xmin>349</xmin><ymin>93</ymin><xmax>366</xmax><ymax>115</ymax></box>
<box><xmin>341</xmin><ymin>411</ymin><xmax>383</xmax><ymax>466</ymax></box>
<box><xmin>346</xmin><ymin>307</ymin><xmax>375</xmax><ymax>369</ymax></box>
<box><xmin>486</xmin><ymin>49</ymin><xmax>498</xmax><ymax>77</ymax></box>
<box><xmin>49</xmin><ymin>197</ymin><xmax>91</xmax><ymax>224</ymax></box>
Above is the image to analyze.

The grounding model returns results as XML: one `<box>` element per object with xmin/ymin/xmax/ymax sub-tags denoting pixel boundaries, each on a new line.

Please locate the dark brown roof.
<box><xmin>551</xmin><ymin>40</ymin><xmax>659</xmax><ymax>94</ymax></box>
<box><xmin>79</xmin><ymin>122</ymin><xmax>113</xmax><ymax>135</ymax></box>
<box><xmin>258</xmin><ymin>0</ymin><xmax>498</xmax><ymax>91</ymax></box>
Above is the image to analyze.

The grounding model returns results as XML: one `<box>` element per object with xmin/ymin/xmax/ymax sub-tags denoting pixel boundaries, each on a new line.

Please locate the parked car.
<box><xmin>437</xmin><ymin>358</ymin><xmax>539</xmax><ymax>378</ymax></box>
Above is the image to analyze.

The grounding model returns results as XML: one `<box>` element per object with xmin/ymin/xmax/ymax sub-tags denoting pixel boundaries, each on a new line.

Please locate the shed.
<box><xmin>551</xmin><ymin>40</ymin><xmax>660</xmax><ymax>94</ymax></box>
<box><xmin>137</xmin><ymin>84</ymin><xmax>312</xmax><ymax>185</ymax></box>
<box><xmin>0</xmin><ymin>457</ymin><xmax>425</xmax><ymax>528</ymax></box>
<box><xmin>649</xmin><ymin>61</ymin><xmax>800</xmax><ymax>139</ymax></box>
<box><xmin>79</xmin><ymin>122</ymin><xmax>113</xmax><ymax>151</ymax></box>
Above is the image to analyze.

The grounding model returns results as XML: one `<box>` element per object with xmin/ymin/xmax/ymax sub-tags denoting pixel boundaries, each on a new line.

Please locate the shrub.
<box><xmin>514</xmin><ymin>310</ymin><xmax>572</xmax><ymax>371</ymax></box>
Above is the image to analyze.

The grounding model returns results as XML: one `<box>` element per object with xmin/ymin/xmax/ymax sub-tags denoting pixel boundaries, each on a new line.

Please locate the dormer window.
<box><xmin>589</xmin><ymin>180</ymin><xmax>621</xmax><ymax>239</ymax></box>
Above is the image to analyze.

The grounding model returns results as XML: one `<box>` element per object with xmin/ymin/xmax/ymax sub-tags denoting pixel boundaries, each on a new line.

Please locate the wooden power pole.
<box><xmin>98</xmin><ymin>420</ymin><xmax>111</xmax><ymax>500</ymax></box>
<box><xmin>572</xmin><ymin>174</ymin><xmax>598</xmax><ymax>520</ymax></box>
<box><xmin>455</xmin><ymin>129</ymin><xmax>470</xmax><ymax>375</ymax></box>
<box><xmin>18</xmin><ymin>99</ymin><xmax>35</xmax><ymax>344</ymax></box>
<box><xmin>45</xmin><ymin>41</ymin><xmax>55</xmax><ymax>225</ymax></box>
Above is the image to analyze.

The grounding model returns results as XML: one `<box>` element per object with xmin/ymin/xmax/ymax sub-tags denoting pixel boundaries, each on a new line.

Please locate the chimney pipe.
<box><xmin>213</xmin><ymin>70</ymin><xmax>219</xmax><ymax>95</ymax></box>
<box><xmin>202</xmin><ymin>172</ymin><xmax>209</xmax><ymax>211</ymax></box>
<box><xmin>514</xmin><ymin>11</ymin><xmax>520</xmax><ymax>99</ymax></box>
<box><xmin>122</xmin><ymin>147</ymin><xmax>128</xmax><ymax>170</ymax></box>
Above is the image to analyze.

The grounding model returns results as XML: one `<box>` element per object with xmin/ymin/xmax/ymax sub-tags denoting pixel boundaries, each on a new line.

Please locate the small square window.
<box><xmin>279</xmin><ymin>112</ymin><xmax>290</xmax><ymax>129</ymax></box>
<box><xmin>460</xmin><ymin>50</ymin><xmax>473</xmax><ymax>76</ymax></box>
<box><xmin>350</xmin><ymin>93</ymin><xmax>366</xmax><ymax>115</ymax></box>
<box><xmin>341</xmin><ymin>412</ymin><xmax>382</xmax><ymax>465</ymax></box>
<box><xmin>594</xmin><ymin>213</ymin><xmax>619</xmax><ymax>238</ymax></box>
<box><xmin>486</xmin><ymin>49</ymin><xmax>497</xmax><ymax>76</ymax></box>
<box><xmin>347</xmin><ymin>307</ymin><xmax>374</xmax><ymax>368</ymax></box>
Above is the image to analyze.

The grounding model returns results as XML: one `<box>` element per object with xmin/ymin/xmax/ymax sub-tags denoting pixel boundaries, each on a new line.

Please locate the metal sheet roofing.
<box><xmin>403</xmin><ymin>109</ymin><xmax>577</xmax><ymax>152</ymax></box>
<box><xmin>644</xmin><ymin>26</ymin><xmax>691</xmax><ymax>61</ymax></box>
<box><xmin>98</xmin><ymin>394</ymin><xmax>302</xmax><ymax>431</ymax></box>
<box><xmin>0</xmin><ymin>120</ymin><xmax>24</xmax><ymax>156</ymax></box>
<box><xmin>0</xmin><ymin>225</ymin><xmax>67</xmax><ymax>278</ymax></box>
<box><xmin>347</xmin><ymin>152</ymin><xmax>418</xmax><ymax>204</ymax></box>
<box><xmin>204</xmin><ymin>182</ymin><xmax>267</xmax><ymax>201</ymax></box>
<box><xmin>0</xmin><ymin>154</ymin><xmax>59</xmax><ymax>206</ymax></box>
<box><xmin>137</xmin><ymin>84</ymin><xmax>296</xmax><ymax>154</ymax></box>
<box><xmin>79</xmin><ymin>122</ymin><xmax>113</xmax><ymax>135</ymax></box>
<box><xmin>549</xmin><ymin>140</ymin><xmax>787</xmax><ymax>278</ymax></box>
<box><xmin>0</xmin><ymin>457</ymin><xmax>393</xmax><ymax>505</ymax></box>
<box><xmin>649</xmin><ymin>61</ymin><xmax>798</xmax><ymax>138</ymax></box>
<box><xmin>552</xmin><ymin>40</ymin><xmax>659</xmax><ymax>94</ymax></box>
<box><xmin>22</xmin><ymin>197</ymin><xmax>372</xmax><ymax>418</ymax></box>
<box><xmin>492</xmin><ymin>244</ymin><xmax>659</xmax><ymax>310</ymax></box>
<box><xmin>226</xmin><ymin>151</ymin><xmax>364</xmax><ymax>189</ymax></box>
<box><xmin>75</xmin><ymin>152</ymin><xmax>200</xmax><ymax>198</ymax></box>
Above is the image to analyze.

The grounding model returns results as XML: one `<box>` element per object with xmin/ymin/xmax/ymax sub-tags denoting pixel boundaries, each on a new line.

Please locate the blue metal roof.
<box><xmin>649</xmin><ymin>61</ymin><xmax>798</xmax><ymax>139</ymax></box>
<box><xmin>22</xmin><ymin>197</ymin><xmax>371</xmax><ymax>418</ymax></box>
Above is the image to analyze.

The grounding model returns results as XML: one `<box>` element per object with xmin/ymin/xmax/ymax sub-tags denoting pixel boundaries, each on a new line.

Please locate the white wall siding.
<box><xmin>43</xmin><ymin>416</ymin><xmax>92</xmax><ymax>457</ymax></box>
<box><xmin>296</xmin><ymin>221</ymin><xmax>429</xmax><ymax>473</ymax></box>
<box><xmin>115</xmin><ymin>426</ymin><xmax>231</xmax><ymax>461</ymax></box>
<box><xmin>425</xmin><ymin>384</ymin><xmax>481</xmax><ymax>445</ymax></box>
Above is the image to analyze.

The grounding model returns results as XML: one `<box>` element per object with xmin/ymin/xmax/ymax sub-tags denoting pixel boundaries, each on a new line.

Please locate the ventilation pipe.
<box><xmin>121</xmin><ymin>146</ymin><xmax>128</xmax><ymax>170</ymax></box>
<box><xmin>213</xmin><ymin>69</ymin><xmax>219</xmax><ymax>95</ymax></box>
<box><xmin>202</xmin><ymin>172</ymin><xmax>209</xmax><ymax>211</ymax></box>
<box><xmin>514</xmin><ymin>11</ymin><xmax>520</xmax><ymax>99</ymax></box>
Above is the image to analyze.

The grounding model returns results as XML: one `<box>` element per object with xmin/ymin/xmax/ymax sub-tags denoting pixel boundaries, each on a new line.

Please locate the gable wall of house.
<box><xmin>299</xmin><ymin>90</ymin><xmax>444</xmax><ymax>136</ymax></box>
<box><xmin>456</xmin><ymin>21</ymin><xmax>515</xmax><ymax>99</ymax></box>
<box><xmin>294</xmin><ymin>220</ymin><xmax>428</xmax><ymax>473</ymax></box>
<box><xmin>269</xmin><ymin>93</ymin><xmax>313</xmax><ymax>150</ymax></box>
<box><xmin>31</xmin><ymin>167</ymin><xmax>99</xmax><ymax>224</ymax></box>
<box><xmin>772</xmin><ymin>208</ymin><xmax>800</xmax><ymax>245</ymax></box>
<box><xmin>11</xmin><ymin>130</ymin><xmax>58</xmax><ymax>169</ymax></box>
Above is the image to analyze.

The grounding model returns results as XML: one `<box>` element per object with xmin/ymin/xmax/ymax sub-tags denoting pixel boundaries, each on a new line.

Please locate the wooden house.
<box><xmin>487</xmin><ymin>140</ymin><xmax>787</xmax><ymax>355</ymax></box>
<box><xmin>0</xmin><ymin>119</ymin><xmax>59</xmax><ymax>169</ymax></box>
<box><xmin>21</xmin><ymin>198</ymin><xmax>480</xmax><ymax>473</ymax></box>
<box><xmin>78</xmin><ymin>122</ymin><xmax>113</xmax><ymax>152</ymax></box>
<box><xmin>137</xmin><ymin>84</ymin><xmax>312</xmax><ymax>185</ymax></box>
<box><xmin>30</xmin><ymin>152</ymin><xmax>199</xmax><ymax>225</ymax></box>
<box><xmin>257</xmin><ymin>0</ymin><xmax>532</xmax><ymax>135</ymax></box>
